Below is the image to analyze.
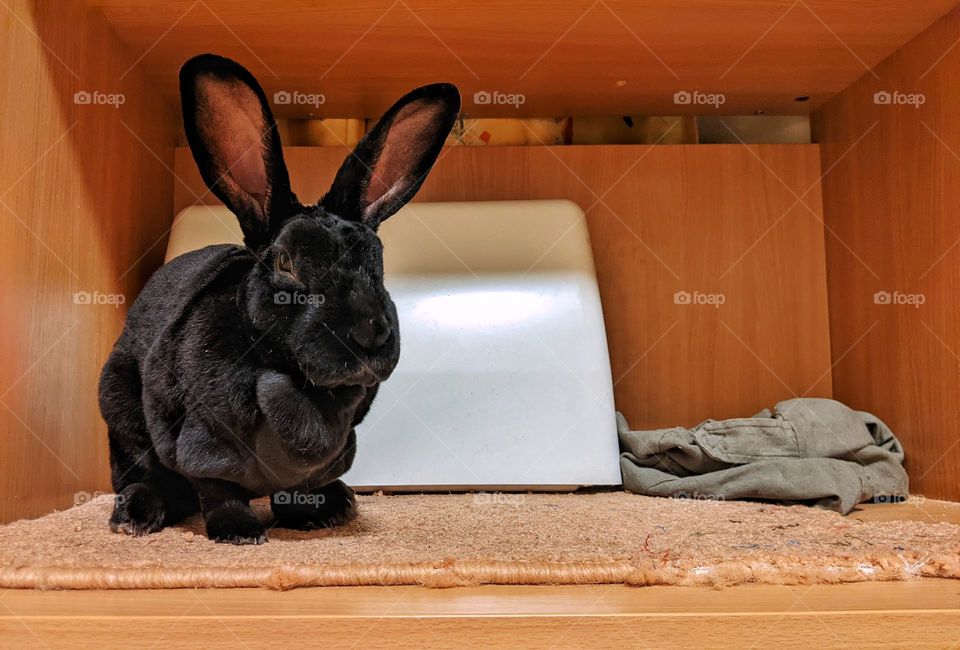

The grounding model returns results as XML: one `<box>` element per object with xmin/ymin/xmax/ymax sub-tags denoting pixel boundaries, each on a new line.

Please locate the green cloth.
<box><xmin>618</xmin><ymin>398</ymin><xmax>908</xmax><ymax>514</ymax></box>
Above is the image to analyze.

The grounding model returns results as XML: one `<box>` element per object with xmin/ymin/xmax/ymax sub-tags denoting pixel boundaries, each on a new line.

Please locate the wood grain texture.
<box><xmin>812</xmin><ymin>7</ymin><xmax>960</xmax><ymax>501</ymax></box>
<box><xmin>86</xmin><ymin>0</ymin><xmax>957</xmax><ymax>118</ymax></box>
<box><xmin>2</xmin><ymin>611</ymin><xmax>958</xmax><ymax>649</ymax></box>
<box><xmin>174</xmin><ymin>144</ymin><xmax>833</xmax><ymax>430</ymax></box>
<box><xmin>0</xmin><ymin>0</ymin><xmax>176</xmax><ymax>522</ymax></box>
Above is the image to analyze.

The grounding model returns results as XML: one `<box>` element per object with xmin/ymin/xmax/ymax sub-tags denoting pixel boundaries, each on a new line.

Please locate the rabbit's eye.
<box><xmin>275</xmin><ymin>251</ymin><xmax>295</xmax><ymax>277</ymax></box>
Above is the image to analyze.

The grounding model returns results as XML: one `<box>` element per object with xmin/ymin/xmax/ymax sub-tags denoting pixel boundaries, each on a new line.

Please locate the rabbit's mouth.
<box><xmin>299</xmin><ymin>363</ymin><xmax>382</xmax><ymax>389</ymax></box>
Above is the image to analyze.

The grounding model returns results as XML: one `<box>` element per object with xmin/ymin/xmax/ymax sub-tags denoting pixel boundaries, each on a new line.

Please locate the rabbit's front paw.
<box><xmin>109</xmin><ymin>483</ymin><xmax>166</xmax><ymax>536</ymax></box>
<box><xmin>204</xmin><ymin>503</ymin><xmax>268</xmax><ymax>545</ymax></box>
<box><xmin>272</xmin><ymin>479</ymin><xmax>357</xmax><ymax>530</ymax></box>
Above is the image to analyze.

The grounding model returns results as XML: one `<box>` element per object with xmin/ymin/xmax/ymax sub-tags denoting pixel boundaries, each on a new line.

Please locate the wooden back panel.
<box><xmin>813</xmin><ymin>7</ymin><xmax>960</xmax><ymax>501</ymax></box>
<box><xmin>175</xmin><ymin>144</ymin><xmax>833</xmax><ymax>430</ymax></box>
<box><xmin>0</xmin><ymin>0</ymin><xmax>175</xmax><ymax>522</ymax></box>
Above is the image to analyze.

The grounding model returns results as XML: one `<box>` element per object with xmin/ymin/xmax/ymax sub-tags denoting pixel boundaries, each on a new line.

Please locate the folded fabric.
<box><xmin>618</xmin><ymin>398</ymin><xmax>909</xmax><ymax>514</ymax></box>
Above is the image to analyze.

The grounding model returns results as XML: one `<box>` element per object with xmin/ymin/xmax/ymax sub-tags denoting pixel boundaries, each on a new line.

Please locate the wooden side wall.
<box><xmin>0</xmin><ymin>0</ymin><xmax>176</xmax><ymax>521</ymax></box>
<box><xmin>813</xmin><ymin>6</ymin><xmax>960</xmax><ymax>500</ymax></box>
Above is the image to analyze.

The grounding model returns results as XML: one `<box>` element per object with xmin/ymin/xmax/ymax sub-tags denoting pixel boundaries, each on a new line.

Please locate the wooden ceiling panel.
<box><xmin>85</xmin><ymin>0</ymin><xmax>958</xmax><ymax>117</ymax></box>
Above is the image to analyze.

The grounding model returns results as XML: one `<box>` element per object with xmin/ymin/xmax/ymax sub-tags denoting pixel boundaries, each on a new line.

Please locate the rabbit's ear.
<box><xmin>180</xmin><ymin>54</ymin><xmax>293</xmax><ymax>249</ymax></box>
<box><xmin>322</xmin><ymin>83</ymin><xmax>460</xmax><ymax>227</ymax></box>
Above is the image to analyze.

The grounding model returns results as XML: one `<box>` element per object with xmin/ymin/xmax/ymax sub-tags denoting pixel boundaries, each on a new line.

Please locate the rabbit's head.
<box><xmin>180</xmin><ymin>54</ymin><xmax>459</xmax><ymax>388</ymax></box>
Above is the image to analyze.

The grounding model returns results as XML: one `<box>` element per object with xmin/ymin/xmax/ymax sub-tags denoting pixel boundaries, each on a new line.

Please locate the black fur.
<box><xmin>99</xmin><ymin>54</ymin><xmax>459</xmax><ymax>544</ymax></box>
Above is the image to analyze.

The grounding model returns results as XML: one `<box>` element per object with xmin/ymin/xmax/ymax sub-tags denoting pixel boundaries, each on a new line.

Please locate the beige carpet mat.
<box><xmin>0</xmin><ymin>492</ymin><xmax>957</xmax><ymax>590</ymax></box>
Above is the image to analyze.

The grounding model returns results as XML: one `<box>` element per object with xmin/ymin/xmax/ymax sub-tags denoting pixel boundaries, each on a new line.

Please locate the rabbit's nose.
<box><xmin>349</xmin><ymin>315</ymin><xmax>392</xmax><ymax>350</ymax></box>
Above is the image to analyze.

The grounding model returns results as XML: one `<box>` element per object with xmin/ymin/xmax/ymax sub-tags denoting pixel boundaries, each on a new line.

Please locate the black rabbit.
<box><xmin>98</xmin><ymin>54</ymin><xmax>459</xmax><ymax>544</ymax></box>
